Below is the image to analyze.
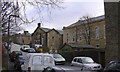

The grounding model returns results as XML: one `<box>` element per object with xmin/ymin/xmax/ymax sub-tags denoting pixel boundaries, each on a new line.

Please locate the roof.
<box><xmin>27</xmin><ymin>53</ymin><xmax>50</xmax><ymax>56</ymax></box>
<box><xmin>67</xmin><ymin>15</ymin><xmax>105</xmax><ymax>28</ymax></box>
<box><xmin>62</xmin><ymin>43</ymin><xmax>97</xmax><ymax>49</ymax></box>
<box><xmin>41</xmin><ymin>27</ymin><xmax>51</xmax><ymax>32</ymax></box>
<box><xmin>47</xmin><ymin>28</ymin><xmax>63</xmax><ymax>35</ymax></box>
<box><xmin>73</xmin><ymin>57</ymin><xmax>92</xmax><ymax>59</ymax></box>
<box><xmin>56</xmin><ymin>30</ymin><xmax>63</xmax><ymax>34</ymax></box>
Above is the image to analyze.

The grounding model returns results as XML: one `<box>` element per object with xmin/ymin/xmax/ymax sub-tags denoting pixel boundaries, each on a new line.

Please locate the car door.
<box><xmin>31</xmin><ymin>55</ymin><xmax>43</xmax><ymax>70</ymax></box>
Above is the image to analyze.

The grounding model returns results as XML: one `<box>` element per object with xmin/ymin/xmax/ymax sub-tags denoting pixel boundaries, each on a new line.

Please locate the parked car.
<box><xmin>14</xmin><ymin>55</ymin><xmax>25</xmax><ymax>71</ymax></box>
<box><xmin>104</xmin><ymin>61</ymin><xmax>120</xmax><ymax>72</ymax></box>
<box><xmin>27</xmin><ymin>48</ymin><xmax>36</xmax><ymax>53</ymax></box>
<box><xmin>71</xmin><ymin>57</ymin><xmax>102</xmax><ymax>71</ymax></box>
<box><xmin>20</xmin><ymin>45</ymin><xmax>30</xmax><ymax>52</ymax></box>
<box><xmin>51</xmin><ymin>54</ymin><xmax>65</xmax><ymax>65</ymax></box>
<box><xmin>9</xmin><ymin>51</ymin><xmax>22</xmax><ymax>62</ymax></box>
<box><xmin>43</xmin><ymin>66</ymin><xmax>82</xmax><ymax>72</ymax></box>
<box><xmin>21</xmin><ymin>53</ymin><xmax>55</xmax><ymax>71</ymax></box>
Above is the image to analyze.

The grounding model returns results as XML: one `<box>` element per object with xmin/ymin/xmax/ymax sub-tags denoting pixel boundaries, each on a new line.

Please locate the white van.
<box><xmin>21</xmin><ymin>53</ymin><xmax>55</xmax><ymax>72</ymax></box>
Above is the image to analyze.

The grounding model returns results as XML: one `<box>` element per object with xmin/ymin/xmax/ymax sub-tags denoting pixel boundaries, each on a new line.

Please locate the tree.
<box><xmin>79</xmin><ymin>16</ymin><xmax>93</xmax><ymax>45</ymax></box>
<box><xmin>1</xmin><ymin>0</ymin><xmax>63</xmax><ymax>35</ymax></box>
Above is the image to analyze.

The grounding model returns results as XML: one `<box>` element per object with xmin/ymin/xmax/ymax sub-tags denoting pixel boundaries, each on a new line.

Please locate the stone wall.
<box><xmin>104</xmin><ymin>2</ymin><xmax>120</xmax><ymax>64</ymax></box>
<box><xmin>47</xmin><ymin>29</ymin><xmax>63</xmax><ymax>52</ymax></box>
<box><xmin>63</xmin><ymin>19</ymin><xmax>106</xmax><ymax>48</ymax></box>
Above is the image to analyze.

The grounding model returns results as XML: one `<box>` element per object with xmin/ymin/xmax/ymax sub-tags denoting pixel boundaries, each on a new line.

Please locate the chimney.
<box><xmin>38</xmin><ymin>23</ymin><xmax>41</xmax><ymax>27</ymax></box>
<box><xmin>24</xmin><ymin>31</ymin><xmax>28</xmax><ymax>35</ymax></box>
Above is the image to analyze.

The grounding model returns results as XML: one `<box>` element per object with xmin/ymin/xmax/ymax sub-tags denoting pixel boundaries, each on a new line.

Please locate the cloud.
<box><xmin>19</xmin><ymin>0</ymin><xmax>104</xmax><ymax>33</ymax></box>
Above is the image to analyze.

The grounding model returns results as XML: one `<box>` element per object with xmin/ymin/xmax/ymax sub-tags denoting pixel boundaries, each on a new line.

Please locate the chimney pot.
<box><xmin>38</xmin><ymin>23</ymin><xmax>41</xmax><ymax>27</ymax></box>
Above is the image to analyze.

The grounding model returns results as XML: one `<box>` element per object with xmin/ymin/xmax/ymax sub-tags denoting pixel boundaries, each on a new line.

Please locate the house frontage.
<box><xmin>31</xmin><ymin>23</ymin><xmax>63</xmax><ymax>53</ymax></box>
<box><xmin>47</xmin><ymin>28</ymin><xmax>63</xmax><ymax>53</ymax></box>
<box><xmin>60</xmin><ymin>15</ymin><xmax>106</xmax><ymax>67</ymax></box>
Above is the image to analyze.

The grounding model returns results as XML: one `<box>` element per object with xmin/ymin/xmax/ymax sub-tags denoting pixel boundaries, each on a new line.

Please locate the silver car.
<box><xmin>52</xmin><ymin>54</ymin><xmax>66</xmax><ymax>65</ymax></box>
<box><xmin>71</xmin><ymin>57</ymin><xmax>102</xmax><ymax>71</ymax></box>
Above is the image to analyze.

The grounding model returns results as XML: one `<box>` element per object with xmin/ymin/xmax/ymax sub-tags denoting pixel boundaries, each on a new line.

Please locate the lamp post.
<box><xmin>7</xmin><ymin>15</ymin><xmax>19</xmax><ymax>51</ymax></box>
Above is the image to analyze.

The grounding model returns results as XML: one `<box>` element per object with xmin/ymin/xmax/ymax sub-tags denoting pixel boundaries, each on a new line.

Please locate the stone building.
<box><xmin>61</xmin><ymin>15</ymin><xmax>106</xmax><ymax>66</ymax></box>
<box><xmin>63</xmin><ymin>15</ymin><xmax>106</xmax><ymax>48</ymax></box>
<box><xmin>12</xmin><ymin>31</ymin><xmax>31</xmax><ymax>45</ymax></box>
<box><xmin>32</xmin><ymin>23</ymin><xmax>63</xmax><ymax>53</ymax></box>
<box><xmin>104</xmin><ymin>1</ymin><xmax>120</xmax><ymax>64</ymax></box>
<box><xmin>31</xmin><ymin>23</ymin><xmax>50</xmax><ymax>51</ymax></box>
<box><xmin>47</xmin><ymin>28</ymin><xmax>63</xmax><ymax>53</ymax></box>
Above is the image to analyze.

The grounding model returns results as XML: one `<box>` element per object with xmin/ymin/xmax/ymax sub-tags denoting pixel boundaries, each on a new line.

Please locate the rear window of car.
<box><xmin>43</xmin><ymin>56</ymin><xmax>54</xmax><ymax>66</ymax></box>
<box><xmin>32</xmin><ymin>56</ymin><xmax>42</xmax><ymax>65</ymax></box>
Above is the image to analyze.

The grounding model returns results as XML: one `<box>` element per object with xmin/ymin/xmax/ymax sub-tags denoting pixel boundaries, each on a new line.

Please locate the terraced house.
<box><xmin>61</xmin><ymin>15</ymin><xmax>106</xmax><ymax>66</ymax></box>
<box><xmin>47</xmin><ymin>29</ymin><xmax>63</xmax><ymax>53</ymax></box>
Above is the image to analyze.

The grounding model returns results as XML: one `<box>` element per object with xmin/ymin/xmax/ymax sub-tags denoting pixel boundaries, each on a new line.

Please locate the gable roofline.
<box><xmin>47</xmin><ymin>28</ymin><xmax>63</xmax><ymax>35</ymax></box>
<box><xmin>64</xmin><ymin>15</ymin><xmax>105</xmax><ymax>29</ymax></box>
<box><xmin>32</xmin><ymin>26</ymin><xmax>51</xmax><ymax>36</ymax></box>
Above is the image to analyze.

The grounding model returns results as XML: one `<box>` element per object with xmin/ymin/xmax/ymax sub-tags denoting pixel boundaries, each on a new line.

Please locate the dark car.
<box><xmin>14</xmin><ymin>55</ymin><xmax>25</xmax><ymax>71</ymax></box>
<box><xmin>27</xmin><ymin>48</ymin><xmax>36</xmax><ymax>53</ymax></box>
<box><xmin>104</xmin><ymin>61</ymin><xmax>120</xmax><ymax>72</ymax></box>
<box><xmin>9</xmin><ymin>51</ymin><xmax>22</xmax><ymax>62</ymax></box>
<box><xmin>43</xmin><ymin>66</ymin><xmax>97</xmax><ymax>72</ymax></box>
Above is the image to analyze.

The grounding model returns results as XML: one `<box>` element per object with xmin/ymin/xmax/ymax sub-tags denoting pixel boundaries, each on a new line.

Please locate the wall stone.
<box><xmin>104</xmin><ymin>2</ymin><xmax>120</xmax><ymax>64</ymax></box>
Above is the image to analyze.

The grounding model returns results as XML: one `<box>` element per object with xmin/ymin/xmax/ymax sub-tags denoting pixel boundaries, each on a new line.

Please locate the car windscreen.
<box><xmin>106</xmin><ymin>62</ymin><xmax>120</xmax><ymax>70</ymax></box>
<box><xmin>53</xmin><ymin>54</ymin><xmax>63</xmax><ymax>58</ymax></box>
<box><xmin>18</xmin><ymin>56</ymin><xmax>25</xmax><ymax>60</ymax></box>
<box><xmin>15</xmin><ymin>51</ymin><xmax>22</xmax><ymax>55</ymax></box>
<box><xmin>82</xmin><ymin>57</ymin><xmax>94</xmax><ymax>63</ymax></box>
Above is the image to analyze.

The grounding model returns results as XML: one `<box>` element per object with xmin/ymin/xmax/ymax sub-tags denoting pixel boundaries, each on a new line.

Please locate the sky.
<box><xmin>19</xmin><ymin>0</ymin><xmax>104</xmax><ymax>33</ymax></box>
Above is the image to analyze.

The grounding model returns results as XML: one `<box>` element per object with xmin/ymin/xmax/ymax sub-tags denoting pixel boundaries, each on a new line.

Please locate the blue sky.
<box><xmin>20</xmin><ymin>0</ymin><xmax>104</xmax><ymax>33</ymax></box>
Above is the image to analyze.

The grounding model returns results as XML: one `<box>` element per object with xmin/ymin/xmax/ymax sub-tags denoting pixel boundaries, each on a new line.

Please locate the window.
<box><xmin>73</xmin><ymin>38</ymin><xmax>75</xmax><ymax>41</ymax></box>
<box><xmin>73</xmin><ymin>58</ymin><xmax>77</xmax><ymax>62</ymax></box>
<box><xmin>42</xmin><ymin>38</ymin><xmax>44</xmax><ymax>45</ymax></box>
<box><xmin>80</xmin><ymin>32</ymin><xmax>82</xmax><ymax>40</ymax></box>
<box><xmin>78</xmin><ymin>59</ymin><xmax>82</xmax><ymax>63</ymax></box>
<box><xmin>95</xmin><ymin>27</ymin><xmax>100</xmax><ymax>39</ymax></box>
<box><xmin>44</xmin><ymin>56</ymin><xmax>53</xmax><ymax>66</ymax></box>
<box><xmin>32</xmin><ymin>56</ymin><xmax>42</xmax><ymax>65</ymax></box>
<box><xmin>67</xmin><ymin>33</ymin><xmax>68</xmax><ymax>42</ymax></box>
<box><xmin>67</xmin><ymin>39</ymin><xmax>68</xmax><ymax>43</ymax></box>
<box><xmin>96</xmin><ymin>44</ymin><xmax>99</xmax><ymax>48</ymax></box>
<box><xmin>87</xmin><ymin>30</ymin><xmax>90</xmax><ymax>39</ymax></box>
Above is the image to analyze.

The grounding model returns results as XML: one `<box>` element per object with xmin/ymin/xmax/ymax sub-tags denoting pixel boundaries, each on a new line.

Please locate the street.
<box><xmin>7</xmin><ymin>43</ymin><xmax>100</xmax><ymax>72</ymax></box>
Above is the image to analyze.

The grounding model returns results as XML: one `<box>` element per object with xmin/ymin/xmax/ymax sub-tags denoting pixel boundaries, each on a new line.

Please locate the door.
<box><xmin>32</xmin><ymin>55</ymin><xmax>43</xmax><ymax>70</ymax></box>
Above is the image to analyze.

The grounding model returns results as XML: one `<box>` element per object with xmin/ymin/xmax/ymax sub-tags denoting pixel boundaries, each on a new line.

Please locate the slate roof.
<box><xmin>62</xmin><ymin>43</ymin><xmax>97</xmax><ymax>49</ymax></box>
<box><xmin>40</xmin><ymin>27</ymin><xmax>51</xmax><ymax>32</ymax></box>
<box><xmin>67</xmin><ymin>15</ymin><xmax>105</xmax><ymax>28</ymax></box>
<box><xmin>57</xmin><ymin>30</ymin><xmax>63</xmax><ymax>34</ymax></box>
